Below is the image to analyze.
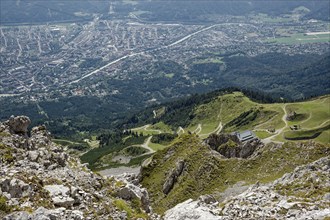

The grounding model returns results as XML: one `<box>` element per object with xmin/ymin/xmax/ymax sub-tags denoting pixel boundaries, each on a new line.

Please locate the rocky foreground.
<box><xmin>1</xmin><ymin>116</ymin><xmax>329</xmax><ymax>220</ymax></box>
<box><xmin>0</xmin><ymin>116</ymin><xmax>157</xmax><ymax>220</ymax></box>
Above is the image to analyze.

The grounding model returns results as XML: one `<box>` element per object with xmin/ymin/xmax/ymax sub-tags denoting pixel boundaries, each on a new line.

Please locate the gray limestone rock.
<box><xmin>163</xmin><ymin>160</ymin><xmax>185</xmax><ymax>195</ymax></box>
<box><xmin>3</xmin><ymin>211</ymin><xmax>30</xmax><ymax>220</ymax></box>
<box><xmin>44</xmin><ymin>185</ymin><xmax>70</xmax><ymax>197</ymax></box>
<box><xmin>52</xmin><ymin>196</ymin><xmax>75</xmax><ymax>208</ymax></box>
<box><xmin>28</xmin><ymin>150</ymin><xmax>39</xmax><ymax>162</ymax></box>
<box><xmin>164</xmin><ymin>199</ymin><xmax>221</xmax><ymax>220</ymax></box>
<box><xmin>0</xmin><ymin>178</ymin><xmax>30</xmax><ymax>198</ymax></box>
<box><xmin>199</xmin><ymin>195</ymin><xmax>216</xmax><ymax>204</ymax></box>
<box><xmin>6</xmin><ymin>115</ymin><xmax>31</xmax><ymax>136</ymax></box>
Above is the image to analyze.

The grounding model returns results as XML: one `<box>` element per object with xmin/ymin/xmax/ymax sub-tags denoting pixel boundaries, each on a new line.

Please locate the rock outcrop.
<box><xmin>163</xmin><ymin>160</ymin><xmax>185</xmax><ymax>194</ymax></box>
<box><xmin>164</xmin><ymin>198</ymin><xmax>221</xmax><ymax>220</ymax></box>
<box><xmin>205</xmin><ymin>133</ymin><xmax>263</xmax><ymax>158</ymax></box>
<box><xmin>114</xmin><ymin>173</ymin><xmax>152</xmax><ymax>213</ymax></box>
<box><xmin>217</xmin><ymin>139</ymin><xmax>262</xmax><ymax>158</ymax></box>
<box><xmin>5</xmin><ymin>116</ymin><xmax>31</xmax><ymax>136</ymax></box>
<box><xmin>0</xmin><ymin>116</ymin><xmax>155</xmax><ymax>220</ymax></box>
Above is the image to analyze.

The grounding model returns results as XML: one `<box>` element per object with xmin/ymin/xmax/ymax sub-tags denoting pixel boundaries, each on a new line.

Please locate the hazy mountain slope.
<box><xmin>2</xmin><ymin>1</ymin><xmax>328</xmax><ymax>25</ymax></box>
<box><xmin>137</xmin><ymin>0</ymin><xmax>330</xmax><ymax>22</ymax></box>
<box><xmin>221</xmin><ymin>54</ymin><xmax>330</xmax><ymax>99</ymax></box>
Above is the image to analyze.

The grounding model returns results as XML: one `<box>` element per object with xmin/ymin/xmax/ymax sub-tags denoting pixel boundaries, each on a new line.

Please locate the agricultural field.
<box><xmin>267</xmin><ymin>32</ymin><xmax>330</xmax><ymax>44</ymax></box>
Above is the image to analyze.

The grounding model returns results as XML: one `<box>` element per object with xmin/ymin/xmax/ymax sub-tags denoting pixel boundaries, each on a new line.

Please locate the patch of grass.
<box><xmin>315</xmin><ymin>130</ymin><xmax>330</xmax><ymax>144</ymax></box>
<box><xmin>0</xmin><ymin>143</ymin><xmax>15</xmax><ymax>164</ymax></box>
<box><xmin>132</xmin><ymin>126</ymin><xmax>160</xmax><ymax>136</ymax></box>
<box><xmin>149</xmin><ymin>142</ymin><xmax>167</xmax><ymax>151</ymax></box>
<box><xmin>164</xmin><ymin>73</ymin><xmax>175</xmax><ymax>78</ymax></box>
<box><xmin>288</xmin><ymin>97</ymin><xmax>330</xmax><ymax>128</ymax></box>
<box><xmin>0</xmin><ymin>196</ymin><xmax>11</xmax><ymax>213</ymax></box>
<box><xmin>150</xmin><ymin>122</ymin><xmax>173</xmax><ymax>133</ymax></box>
<box><xmin>96</xmin><ymin>154</ymin><xmax>151</xmax><ymax>171</ymax></box>
<box><xmin>0</xmin><ymin>132</ymin><xmax>10</xmax><ymax>137</ymax></box>
<box><xmin>113</xmin><ymin>199</ymin><xmax>134</xmax><ymax>217</ymax></box>
<box><xmin>284</xmin><ymin>122</ymin><xmax>330</xmax><ymax>141</ymax></box>
<box><xmin>189</xmin><ymin>92</ymin><xmax>284</xmax><ymax>135</ymax></box>
<box><xmin>254</xmin><ymin>130</ymin><xmax>273</xmax><ymax>139</ymax></box>
<box><xmin>267</xmin><ymin>33</ymin><xmax>330</xmax><ymax>44</ymax></box>
<box><xmin>127</xmin><ymin>154</ymin><xmax>151</xmax><ymax>166</ymax></box>
<box><xmin>53</xmin><ymin>139</ymin><xmax>89</xmax><ymax>151</ymax></box>
<box><xmin>113</xmin><ymin>199</ymin><xmax>147</xmax><ymax>219</ymax></box>
<box><xmin>122</xmin><ymin>146</ymin><xmax>148</xmax><ymax>156</ymax></box>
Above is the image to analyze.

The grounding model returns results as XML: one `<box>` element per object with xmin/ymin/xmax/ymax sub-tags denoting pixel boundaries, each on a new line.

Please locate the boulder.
<box><xmin>164</xmin><ymin>199</ymin><xmax>221</xmax><ymax>220</ymax></box>
<box><xmin>53</xmin><ymin>153</ymin><xmax>68</xmax><ymax>167</ymax></box>
<box><xmin>28</xmin><ymin>151</ymin><xmax>39</xmax><ymax>162</ymax></box>
<box><xmin>0</xmin><ymin>178</ymin><xmax>30</xmax><ymax>198</ymax></box>
<box><xmin>44</xmin><ymin>185</ymin><xmax>70</xmax><ymax>197</ymax></box>
<box><xmin>2</xmin><ymin>211</ymin><xmax>30</xmax><ymax>220</ymax></box>
<box><xmin>199</xmin><ymin>195</ymin><xmax>216</xmax><ymax>204</ymax></box>
<box><xmin>70</xmin><ymin>210</ymin><xmax>84</xmax><ymax>220</ymax></box>
<box><xmin>31</xmin><ymin>125</ymin><xmax>49</xmax><ymax>137</ymax></box>
<box><xmin>6</xmin><ymin>116</ymin><xmax>31</xmax><ymax>136</ymax></box>
<box><xmin>44</xmin><ymin>185</ymin><xmax>75</xmax><ymax>208</ymax></box>
<box><xmin>52</xmin><ymin>196</ymin><xmax>75</xmax><ymax>208</ymax></box>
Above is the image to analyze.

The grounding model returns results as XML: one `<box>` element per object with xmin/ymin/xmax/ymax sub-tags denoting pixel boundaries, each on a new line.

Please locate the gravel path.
<box><xmin>99</xmin><ymin>166</ymin><xmax>141</xmax><ymax>177</ymax></box>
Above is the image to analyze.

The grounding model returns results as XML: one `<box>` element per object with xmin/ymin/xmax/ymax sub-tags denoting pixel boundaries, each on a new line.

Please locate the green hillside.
<box><xmin>81</xmin><ymin>90</ymin><xmax>330</xmax><ymax>170</ymax></box>
<box><xmin>140</xmin><ymin>134</ymin><xmax>330</xmax><ymax>214</ymax></box>
<box><xmin>131</xmin><ymin>92</ymin><xmax>330</xmax><ymax>144</ymax></box>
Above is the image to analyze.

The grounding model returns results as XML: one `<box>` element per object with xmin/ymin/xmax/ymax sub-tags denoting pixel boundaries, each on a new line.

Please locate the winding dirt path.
<box><xmin>131</xmin><ymin>124</ymin><xmax>162</xmax><ymax>134</ymax></box>
<box><xmin>262</xmin><ymin>104</ymin><xmax>288</xmax><ymax>144</ymax></box>
<box><xmin>199</xmin><ymin>122</ymin><xmax>223</xmax><ymax>138</ymax></box>
<box><xmin>177</xmin><ymin>126</ymin><xmax>185</xmax><ymax>134</ymax></box>
<box><xmin>140</xmin><ymin>136</ymin><xmax>155</xmax><ymax>153</ymax></box>
<box><xmin>192</xmin><ymin>124</ymin><xmax>202</xmax><ymax>134</ymax></box>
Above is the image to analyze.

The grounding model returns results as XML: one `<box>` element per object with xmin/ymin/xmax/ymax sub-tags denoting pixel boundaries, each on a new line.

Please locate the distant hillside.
<box><xmin>136</xmin><ymin>0</ymin><xmax>330</xmax><ymax>22</ymax></box>
<box><xmin>0</xmin><ymin>1</ymin><xmax>104</xmax><ymax>24</ymax></box>
<box><xmin>1</xmin><ymin>0</ymin><xmax>329</xmax><ymax>25</ymax></box>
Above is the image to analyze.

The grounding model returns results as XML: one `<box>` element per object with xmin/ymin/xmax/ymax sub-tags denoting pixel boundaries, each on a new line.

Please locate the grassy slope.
<box><xmin>278</xmin><ymin>96</ymin><xmax>330</xmax><ymax>142</ymax></box>
<box><xmin>132</xmin><ymin>92</ymin><xmax>329</xmax><ymax>145</ymax></box>
<box><xmin>90</xmin><ymin>93</ymin><xmax>328</xmax><ymax>170</ymax></box>
<box><xmin>190</xmin><ymin>92</ymin><xmax>285</xmax><ymax>135</ymax></box>
<box><xmin>140</xmin><ymin>134</ymin><xmax>330</xmax><ymax>214</ymax></box>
